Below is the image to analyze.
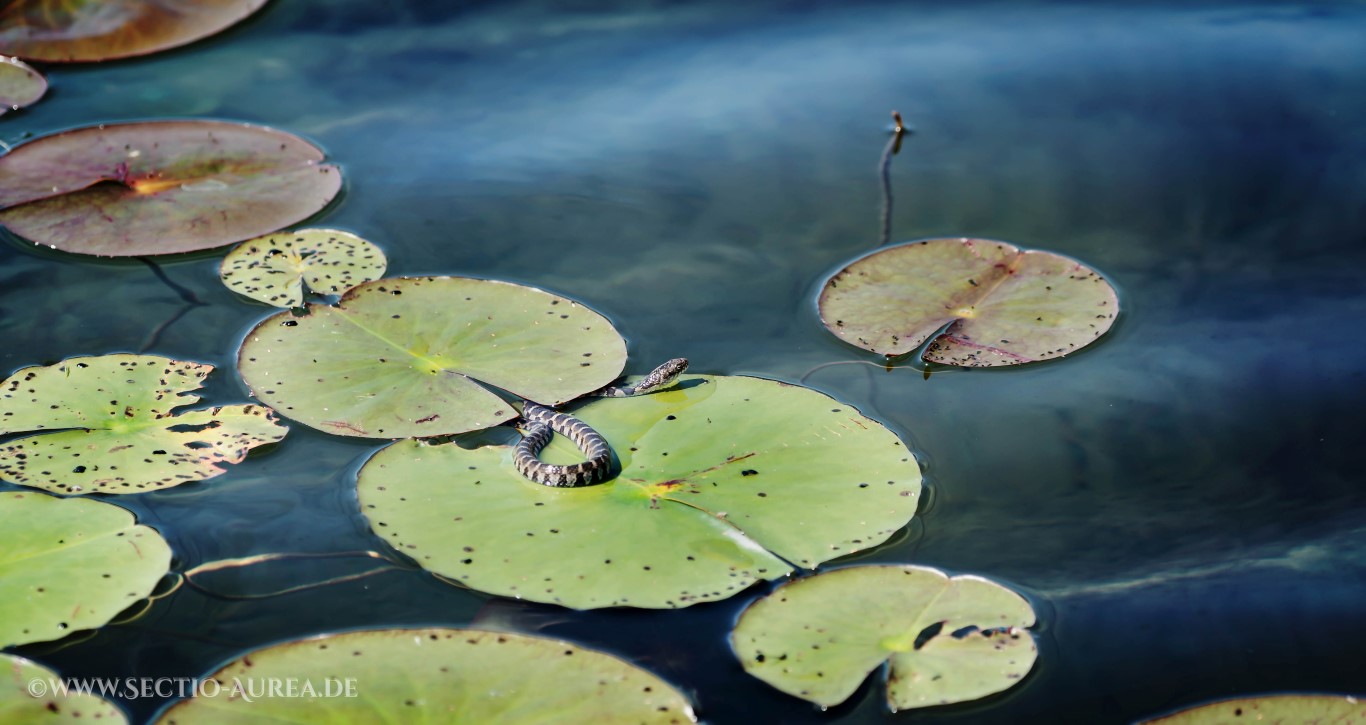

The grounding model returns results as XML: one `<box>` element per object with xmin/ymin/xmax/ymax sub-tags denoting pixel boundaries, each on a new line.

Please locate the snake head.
<box><xmin>636</xmin><ymin>358</ymin><xmax>689</xmax><ymax>395</ymax></box>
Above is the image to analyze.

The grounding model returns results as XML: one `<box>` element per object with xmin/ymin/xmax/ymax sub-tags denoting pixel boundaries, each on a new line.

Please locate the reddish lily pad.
<box><xmin>0</xmin><ymin>55</ymin><xmax>44</xmax><ymax>114</ymax></box>
<box><xmin>0</xmin><ymin>120</ymin><xmax>341</xmax><ymax>257</ymax></box>
<box><xmin>819</xmin><ymin>238</ymin><xmax>1119</xmax><ymax>365</ymax></box>
<box><xmin>0</xmin><ymin>0</ymin><xmax>270</xmax><ymax>63</ymax></box>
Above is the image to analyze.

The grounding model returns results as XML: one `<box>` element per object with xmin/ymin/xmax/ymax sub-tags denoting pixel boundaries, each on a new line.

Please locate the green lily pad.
<box><xmin>730</xmin><ymin>565</ymin><xmax>1037</xmax><ymax>710</ymax></box>
<box><xmin>0</xmin><ymin>120</ymin><xmax>341</xmax><ymax>257</ymax></box>
<box><xmin>357</xmin><ymin>375</ymin><xmax>920</xmax><ymax>609</ymax></box>
<box><xmin>819</xmin><ymin>238</ymin><xmax>1119</xmax><ymax>364</ymax></box>
<box><xmin>238</xmin><ymin>276</ymin><xmax>628</xmax><ymax>438</ymax></box>
<box><xmin>0</xmin><ymin>0</ymin><xmax>269</xmax><ymax>63</ymax></box>
<box><xmin>0</xmin><ymin>491</ymin><xmax>172</xmax><ymax>647</ymax></box>
<box><xmin>1141</xmin><ymin>694</ymin><xmax>1366</xmax><ymax>724</ymax></box>
<box><xmin>0</xmin><ymin>354</ymin><xmax>288</xmax><ymax>494</ymax></box>
<box><xmin>220</xmin><ymin>228</ymin><xmax>388</xmax><ymax>307</ymax></box>
<box><xmin>1</xmin><ymin>654</ymin><xmax>127</xmax><ymax>723</ymax></box>
<box><xmin>0</xmin><ymin>55</ymin><xmax>44</xmax><ymax>115</ymax></box>
<box><xmin>154</xmin><ymin>628</ymin><xmax>695</xmax><ymax>724</ymax></box>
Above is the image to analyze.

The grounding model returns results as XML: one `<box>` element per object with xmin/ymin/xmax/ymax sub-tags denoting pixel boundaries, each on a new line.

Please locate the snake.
<box><xmin>513</xmin><ymin>358</ymin><xmax>689</xmax><ymax>487</ymax></box>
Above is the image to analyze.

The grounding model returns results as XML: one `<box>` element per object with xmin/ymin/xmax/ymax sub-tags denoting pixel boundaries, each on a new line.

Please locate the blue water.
<box><xmin>2</xmin><ymin>1</ymin><xmax>1365</xmax><ymax>722</ymax></box>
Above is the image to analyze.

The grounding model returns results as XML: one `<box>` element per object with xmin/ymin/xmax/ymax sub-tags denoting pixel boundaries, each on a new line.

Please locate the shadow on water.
<box><xmin>2</xmin><ymin>1</ymin><xmax>1365</xmax><ymax>722</ymax></box>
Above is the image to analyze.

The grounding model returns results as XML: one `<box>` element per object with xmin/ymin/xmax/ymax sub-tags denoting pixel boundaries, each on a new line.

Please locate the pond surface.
<box><xmin>2</xmin><ymin>0</ymin><xmax>1365</xmax><ymax>722</ymax></box>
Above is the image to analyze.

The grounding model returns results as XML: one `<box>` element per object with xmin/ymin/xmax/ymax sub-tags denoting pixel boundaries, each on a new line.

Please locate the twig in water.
<box><xmin>878</xmin><ymin>110</ymin><xmax>908</xmax><ymax>247</ymax></box>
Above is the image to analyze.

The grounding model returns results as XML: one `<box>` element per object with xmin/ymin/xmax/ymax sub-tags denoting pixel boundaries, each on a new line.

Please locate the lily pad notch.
<box><xmin>818</xmin><ymin>237</ymin><xmax>1119</xmax><ymax>366</ymax></box>
<box><xmin>731</xmin><ymin>565</ymin><xmax>1037</xmax><ymax>711</ymax></box>
<box><xmin>220</xmin><ymin>228</ymin><xmax>388</xmax><ymax>307</ymax></box>
<box><xmin>237</xmin><ymin>275</ymin><xmax>629</xmax><ymax>438</ymax></box>
<box><xmin>357</xmin><ymin>374</ymin><xmax>922</xmax><ymax>609</ymax></box>
<box><xmin>0</xmin><ymin>120</ymin><xmax>342</xmax><ymax>256</ymax></box>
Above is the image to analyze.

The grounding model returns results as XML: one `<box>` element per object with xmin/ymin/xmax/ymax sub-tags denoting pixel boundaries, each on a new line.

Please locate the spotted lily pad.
<box><xmin>0</xmin><ymin>354</ymin><xmax>288</xmax><ymax>494</ymax></box>
<box><xmin>0</xmin><ymin>491</ymin><xmax>172</xmax><ymax>647</ymax></box>
<box><xmin>1</xmin><ymin>654</ymin><xmax>128</xmax><ymax>722</ymax></box>
<box><xmin>819</xmin><ymin>238</ymin><xmax>1118</xmax><ymax>364</ymax></box>
<box><xmin>238</xmin><ymin>276</ymin><xmax>628</xmax><ymax>438</ymax></box>
<box><xmin>0</xmin><ymin>120</ymin><xmax>341</xmax><ymax>256</ymax></box>
<box><xmin>1141</xmin><ymin>694</ymin><xmax>1366</xmax><ymax>724</ymax></box>
<box><xmin>358</xmin><ymin>375</ymin><xmax>920</xmax><ymax>609</ymax></box>
<box><xmin>220</xmin><ymin>229</ymin><xmax>388</xmax><ymax>307</ymax></box>
<box><xmin>0</xmin><ymin>55</ymin><xmax>44</xmax><ymax>115</ymax></box>
<box><xmin>0</xmin><ymin>0</ymin><xmax>269</xmax><ymax>63</ymax></box>
<box><xmin>154</xmin><ymin>628</ymin><xmax>695</xmax><ymax>724</ymax></box>
<box><xmin>731</xmin><ymin>565</ymin><xmax>1037</xmax><ymax>710</ymax></box>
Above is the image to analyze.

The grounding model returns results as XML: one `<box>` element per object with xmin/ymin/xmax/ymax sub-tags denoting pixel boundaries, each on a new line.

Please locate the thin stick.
<box><xmin>878</xmin><ymin>110</ymin><xmax>906</xmax><ymax>247</ymax></box>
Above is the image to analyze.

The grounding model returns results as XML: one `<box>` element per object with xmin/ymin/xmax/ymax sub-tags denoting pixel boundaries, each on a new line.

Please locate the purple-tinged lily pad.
<box><xmin>0</xmin><ymin>55</ymin><xmax>44</xmax><ymax>115</ymax></box>
<box><xmin>0</xmin><ymin>120</ymin><xmax>341</xmax><ymax>257</ymax></box>
<box><xmin>819</xmin><ymin>238</ymin><xmax>1119</xmax><ymax>365</ymax></box>
<box><xmin>0</xmin><ymin>0</ymin><xmax>270</xmax><ymax>63</ymax></box>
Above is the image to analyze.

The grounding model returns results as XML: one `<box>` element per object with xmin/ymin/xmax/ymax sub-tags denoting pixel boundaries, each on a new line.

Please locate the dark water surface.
<box><xmin>2</xmin><ymin>1</ymin><xmax>1365</xmax><ymax>722</ymax></box>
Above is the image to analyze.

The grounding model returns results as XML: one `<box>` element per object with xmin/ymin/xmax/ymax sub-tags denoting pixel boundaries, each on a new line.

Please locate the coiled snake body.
<box><xmin>514</xmin><ymin>358</ymin><xmax>688</xmax><ymax>487</ymax></box>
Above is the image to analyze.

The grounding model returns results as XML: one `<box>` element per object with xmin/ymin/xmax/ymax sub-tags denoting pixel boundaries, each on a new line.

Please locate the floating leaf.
<box><xmin>731</xmin><ymin>565</ymin><xmax>1036</xmax><ymax>710</ymax></box>
<box><xmin>1141</xmin><ymin>694</ymin><xmax>1366</xmax><ymax>724</ymax></box>
<box><xmin>0</xmin><ymin>120</ymin><xmax>341</xmax><ymax>256</ymax></box>
<box><xmin>358</xmin><ymin>375</ymin><xmax>920</xmax><ymax>609</ymax></box>
<box><xmin>238</xmin><ymin>276</ymin><xmax>628</xmax><ymax>438</ymax></box>
<box><xmin>220</xmin><ymin>229</ymin><xmax>388</xmax><ymax>307</ymax></box>
<box><xmin>0</xmin><ymin>55</ymin><xmax>44</xmax><ymax>115</ymax></box>
<box><xmin>0</xmin><ymin>354</ymin><xmax>288</xmax><ymax>494</ymax></box>
<box><xmin>1</xmin><ymin>653</ymin><xmax>128</xmax><ymax>722</ymax></box>
<box><xmin>0</xmin><ymin>0</ymin><xmax>269</xmax><ymax>63</ymax></box>
<box><xmin>819</xmin><ymin>238</ymin><xmax>1118</xmax><ymax>364</ymax></box>
<box><xmin>0</xmin><ymin>491</ymin><xmax>172</xmax><ymax>647</ymax></box>
<box><xmin>154</xmin><ymin>628</ymin><xmax>695</xmax><ymax>724</ymax></box>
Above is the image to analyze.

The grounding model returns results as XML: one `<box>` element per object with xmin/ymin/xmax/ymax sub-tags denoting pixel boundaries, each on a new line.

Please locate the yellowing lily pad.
<box><xmin>238</xmin><ymin>276</ymin><xmax>628</xmax><ymax>438</ymax></box>
<box><xmin>1</xmin><ymin>654</ymin><xmax>127</xmax><ymax>722</ymax></box>
<box><xmin>0</xmin><ymin>120</ymin><xmax>341</xmax><ymax>257</ymax></box>
<box><xmin>0</xmin><ymin>55</ymin><xmax>44</xmax><ymax>115</ymax></box>
<box><xmin>357</xmin><ymin>375</ymin><xmax>921</xmax><ymax>609</ymax></box>
<box><xmin>154</xmin><ymin>628</ymin><xmax>695</xmax><ymax>724</ymax></box>
<box><xmin>0</xmin><ymin>0</ymin><xmax>269</xmax><ymax>63</ymax></box>
<box><xmin>0</xmin><ymin>354</ymin><xmax>288</xmax><ymax>494</ymax></box>
<box><xmin>1141</xmin><ymin>694</ymin><xmax>1366</xmax><ymax>724</ymax></box>
<box><xmin>731</xmin><ymin>565</ymin><xmax>1037</xmax><ymax>710</ymax></box>
<box><xmin>0</xmin><ymin>491</ymin><xmax>172</xmax><ymax>647</ymax></box>
<box><xmin>819</xmin><ymin>238</ymin><xmax>1118</xmax><ymax>364</ymax></box>
<box><xmin>220</xmin><ymin>229</ymin><xmax>388</xmax><ymax>307</ymax></box>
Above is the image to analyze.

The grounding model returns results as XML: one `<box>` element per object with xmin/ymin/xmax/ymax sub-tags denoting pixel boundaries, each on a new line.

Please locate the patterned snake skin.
<box><xmin>513</xmin><ymin>358</ymin><xmax>688</xmax><ymax>487</ymax></box>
